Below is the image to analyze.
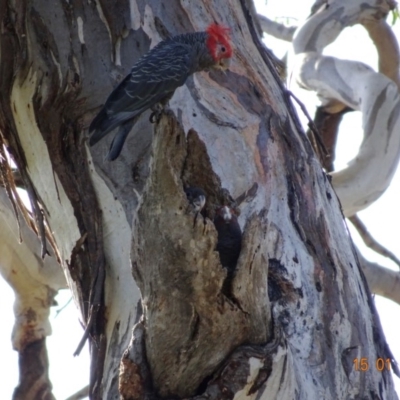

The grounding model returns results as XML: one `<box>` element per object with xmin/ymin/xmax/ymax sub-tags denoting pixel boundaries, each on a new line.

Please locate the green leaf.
<box><xmin>391</xmin><ymin>8</ymin><xmax>399</xmax><ymax>26</ymax></box>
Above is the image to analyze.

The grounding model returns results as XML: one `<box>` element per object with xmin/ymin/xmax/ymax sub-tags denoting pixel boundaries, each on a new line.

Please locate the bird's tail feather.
<box><xmin>107</xmin><ymin>117</ymin><xmax>136</xmax><ymax>161</ymax></box>
<box><xmin>90</xmin><ymin>108</ymin><xmax>130</xmax><ymax>146</ymax></box>
<box><xmin>89</xmin><ymin>108</ymin><xmax>138</xmax><ymax>147</ymax></box>
<box><xmin>89</xmin><ymin>108</ymin><xmax>117</xmax><ymax>146</ymax></box>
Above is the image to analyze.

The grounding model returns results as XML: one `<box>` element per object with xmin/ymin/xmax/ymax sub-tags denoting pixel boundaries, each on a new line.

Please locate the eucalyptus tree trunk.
<box><xmin>0</xmin><ymin>0</ymin><xmax>398</xmax><ymax>399</ymax></box>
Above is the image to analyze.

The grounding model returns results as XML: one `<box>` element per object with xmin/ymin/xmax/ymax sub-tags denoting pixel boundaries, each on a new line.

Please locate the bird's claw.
<box><xmin>149</xmin><ymin>104</ymin><xmax>166</xmax><ymax>123</ymax></box>
<box><xmin>149</xmin><ymin>111</ymin><xmax>161</xmax><ymax>123</ymax></box>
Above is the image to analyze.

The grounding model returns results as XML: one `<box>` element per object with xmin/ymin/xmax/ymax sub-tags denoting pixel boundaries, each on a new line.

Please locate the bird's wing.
<box><xmin>104</xmin><ymin>42</ymin><xmax>193</xmax><ymax>118</ymax></box>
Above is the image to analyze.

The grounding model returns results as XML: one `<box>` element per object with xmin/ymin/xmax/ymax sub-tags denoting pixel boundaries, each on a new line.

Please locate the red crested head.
<box><xmin>206</xmin><ymin>23</ymin><xmax>232</xmax><ymax>70</ymax></box>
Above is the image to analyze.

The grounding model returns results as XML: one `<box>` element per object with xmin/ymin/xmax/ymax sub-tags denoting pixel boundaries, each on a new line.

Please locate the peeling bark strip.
<box><xmin>0</xmin><ymin>1</ymin><xmax>110</xmax><ymax>398</ymax></box>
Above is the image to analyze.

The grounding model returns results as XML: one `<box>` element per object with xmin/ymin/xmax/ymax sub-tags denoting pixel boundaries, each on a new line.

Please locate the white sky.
<box><xmin>0</xmin><ymin>1</ymin><xmax>399</xmax><ymax>398</ymax></box>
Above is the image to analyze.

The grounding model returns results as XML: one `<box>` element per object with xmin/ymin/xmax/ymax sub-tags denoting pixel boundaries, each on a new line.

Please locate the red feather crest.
<box><xmin>206</xmin><ymin>23</ymin><xmax>232</xmax><ymax>60</ymax></box>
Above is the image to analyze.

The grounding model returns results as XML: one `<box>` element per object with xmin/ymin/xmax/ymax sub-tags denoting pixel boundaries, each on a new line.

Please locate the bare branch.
<box><xmin>293</xmin><ymin>0</ymin><xmax>400</xmax><ymax>216</ymax></box>
<box><xmin>65</xmin><ymin>385</ymin><xmax>89</xmax><ymax>400</ymax></box>
<box><xmin>307</xmin><ymin>104</ymin><xmax>354</xmax><ymax>172</ymax></box>
<box><xmin>257</xmin><ymin>14</ymin><xmax>296</xmax><ymax>42</ymax></box>
<box><xmin>357</xmin><ymin>249</ymin><xmax>400</xmax><ymax>305</ymax></box>
<box><xmin>55</xmin><ymin>296</ymin><xmax>73</xmax><ymax>317</ymax></box>
<box><xmin>349</xmin><ymin>215</ymin><xmax>400</xmax><ymax>269</ymax></box>
<box><xmin>0</xmin><ymin>184</ymin><xmax>66</xmax><ymax>399</ymax></box>
<box><xmin>13</xmin><ymin>339</ymin><xmax>56</xmax><ymax>400</ymax></box>
<box><xmin>362</xmin><ymin>19</ymin><xmax>400</xmax><ymax>88</ymax></box>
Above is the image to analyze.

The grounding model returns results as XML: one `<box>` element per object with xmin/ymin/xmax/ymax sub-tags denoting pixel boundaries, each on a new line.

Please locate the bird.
<box><xmin>213</xmin><ymin>206</ymin><xmax>242</xmax><ymax>273</ymax></box>
<box><xmin>89</xmin><ymin>23</ymin><xmax>233</xmax><ymax>160</ymax></box>
<box><xmin>184</xmin><ymin>186</ymin><xmax>206</xmax><ymax>214</ymax></box>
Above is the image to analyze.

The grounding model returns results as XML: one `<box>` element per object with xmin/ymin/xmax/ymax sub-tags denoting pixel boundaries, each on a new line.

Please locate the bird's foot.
<box><xmin>149</xmin><ymin>103</ymin><xmax>170</xmax><ymax>123</ymax></box>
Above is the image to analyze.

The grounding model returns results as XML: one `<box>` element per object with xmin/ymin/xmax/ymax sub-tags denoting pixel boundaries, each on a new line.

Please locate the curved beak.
<box><xmin>218</xmin><ymin>57</ymin><xmax>231</xmax><ymax>71</ymax></box>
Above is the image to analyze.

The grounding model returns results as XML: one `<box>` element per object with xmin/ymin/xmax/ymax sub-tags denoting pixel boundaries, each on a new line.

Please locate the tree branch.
<box><xmin>357</xmin><ymin>249</ymin><xmax>400</xmax><ymax>305</ymax></box>
<box><xmin>0</xmin><ymin>185</ymin><xmax>66</xmax><ymax>400</ymax></box>
<box><xmin>12</xmin><ymin>339</ymin><xmax>56</xmax><ymax>400</ymax></box>
<box><xmin>292</xmin><ymin>0</ymin><xmax>400</xmax><ymax>217</ymax></box>
<box><xmin>349</xmin><ymin>215</ymin><xmax>400</xmax><ymax>269</ymax></box>
<box><xmin>362</xmin><ymin>18</ymin><xmax>400</xmax><ymax>88</ymax></box>
<box><xmin>257</xmin><ymin>14</ymin><xmax>296</xmax><ymax>42</ymax></box>
<box><xmin>65</xmin><ymin>385</ymin><xmax>89</xmax><ymax>400</ymax></box>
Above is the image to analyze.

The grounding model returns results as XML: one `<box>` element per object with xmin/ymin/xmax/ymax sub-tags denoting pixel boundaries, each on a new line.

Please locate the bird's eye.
<box><xmin>221</xmin><ymin>46</ymin><xmax>226</xmax><ymax>53</ymax></box>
